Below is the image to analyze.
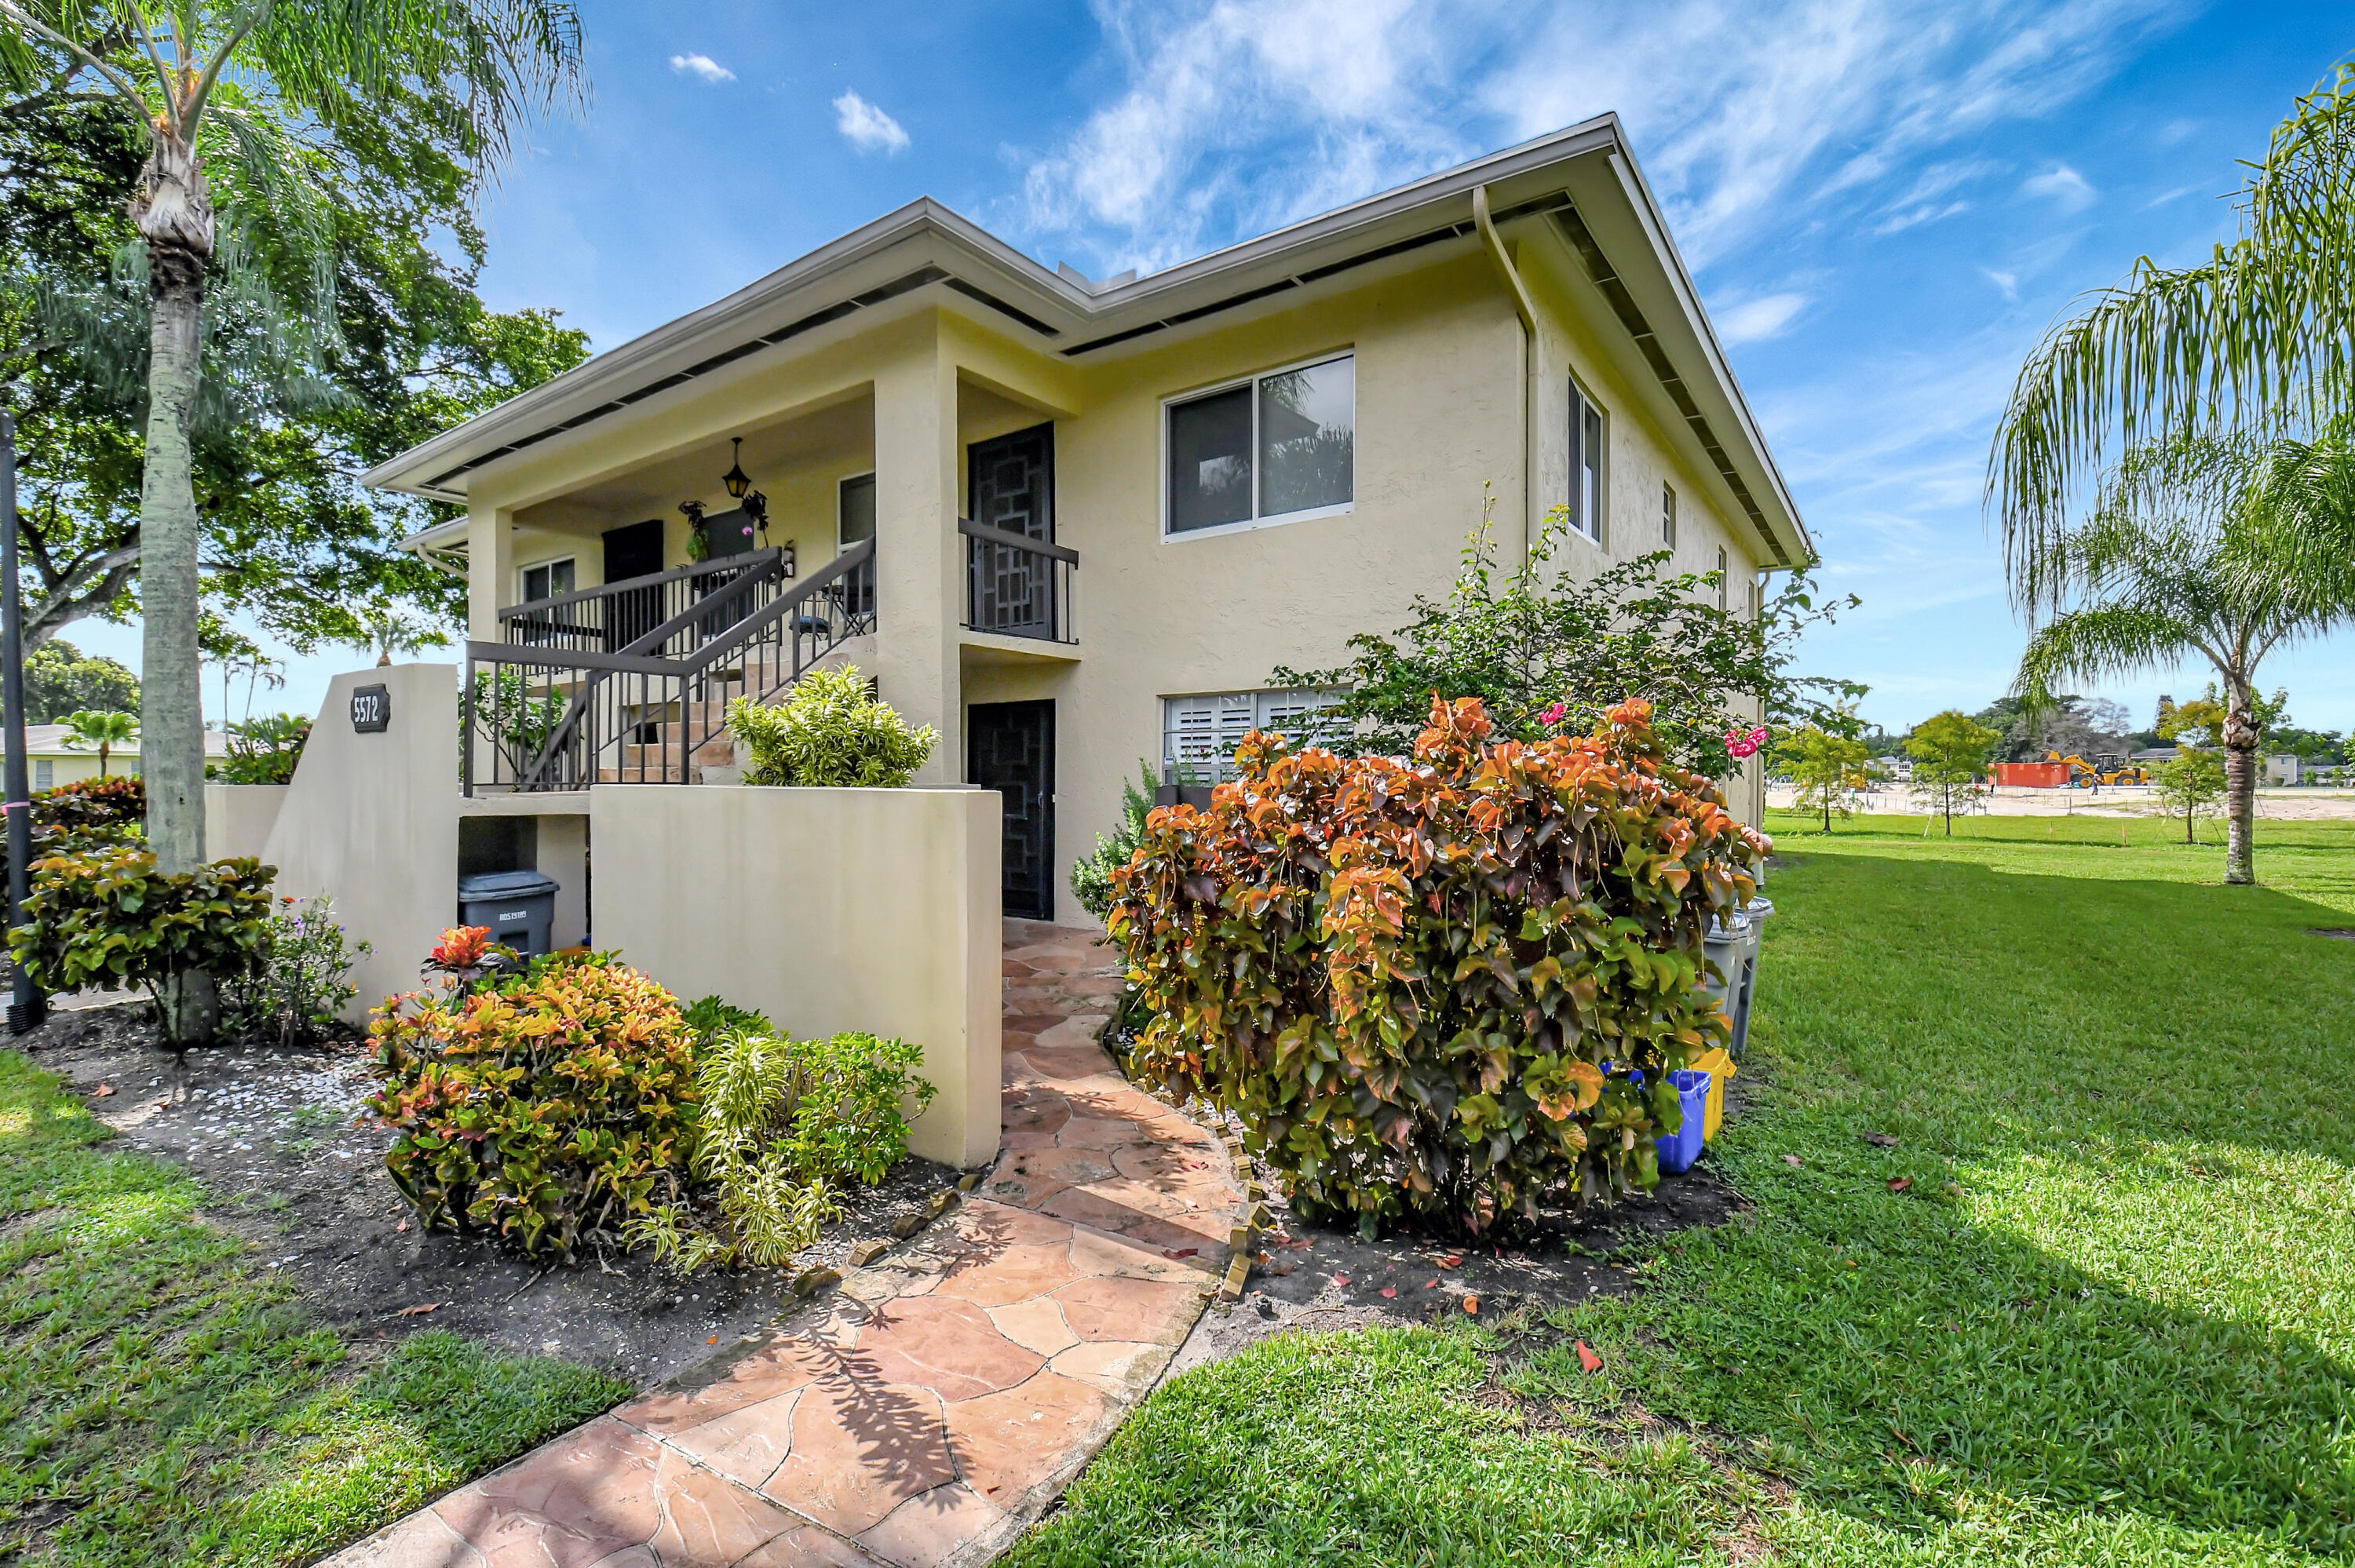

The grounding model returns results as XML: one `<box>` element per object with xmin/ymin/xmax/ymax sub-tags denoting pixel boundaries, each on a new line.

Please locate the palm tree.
<box><xmin>2010</xmin><ymin>431</ymin><xmax>2353</xmax><ymax>885</ymax></box>
<box><xmin>345</xmin><ymin>605</ymin><xmax>451</xmax><ymax>668</ymax></box>
<box><xmin>61</xmin><ymin>708</ymin><xmax>137</xmax><ymax>777</ymax></box>
<box><xmin>0</xmin><ymin>2</ymin><xmax>582</xmax><ymax>875</ymax></box>
<box><xmin>1990</xmin><ymin>64</ymin><xmax>2355</xmax><ymax>568</ymax></box>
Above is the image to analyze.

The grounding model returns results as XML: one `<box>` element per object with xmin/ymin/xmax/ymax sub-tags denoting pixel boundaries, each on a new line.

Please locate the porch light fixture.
<box><xmin>721</xmin><ymin>436</ymin><xmax>751</xmax><ymax>500</ymax></box>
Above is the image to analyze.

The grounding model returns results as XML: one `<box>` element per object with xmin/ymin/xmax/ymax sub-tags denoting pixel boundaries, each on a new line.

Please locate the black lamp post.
<box><xmin>1</xmin><ymin>413</ymin><xmax>46</xmax><ymax>1034</ymax></box>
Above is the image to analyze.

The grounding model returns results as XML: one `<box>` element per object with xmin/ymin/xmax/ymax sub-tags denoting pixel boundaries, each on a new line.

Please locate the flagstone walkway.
<box><xmin>331</xmin><ymin>920</ymin><xmax>1239</xmax><ymax>1568</ymax></box>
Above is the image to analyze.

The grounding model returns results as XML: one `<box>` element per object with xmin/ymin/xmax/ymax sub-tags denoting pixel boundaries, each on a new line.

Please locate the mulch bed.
<box><xmin>13</xmin><ymin>999</ymin><xmax>962</xmax><ymax>1387</ymax></box>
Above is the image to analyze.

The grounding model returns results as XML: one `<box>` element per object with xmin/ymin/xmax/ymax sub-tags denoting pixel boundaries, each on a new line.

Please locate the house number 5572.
<box><xmin>350</xmin><ymin>684</ymin><xmax>392</xmax><ymax>733</ymax></box>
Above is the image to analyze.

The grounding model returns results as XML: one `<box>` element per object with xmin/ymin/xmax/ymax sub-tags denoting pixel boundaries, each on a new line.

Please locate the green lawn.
<box><xmin>0</xmin><ymin>1052</ymin><xmax>626</xmax><ymax>1566</ymax></box>
<box><xmin>1013</xmin><ymin>813</ymin><xmax>2355</xmax><ymax>1566</ymax></box>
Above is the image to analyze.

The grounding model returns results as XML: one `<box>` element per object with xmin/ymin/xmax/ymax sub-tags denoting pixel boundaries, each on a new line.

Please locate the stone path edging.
<box><xmin>329</xmin><ymin>921</ymin><xmax>1240</xmax><ymax>1568</ymax></box>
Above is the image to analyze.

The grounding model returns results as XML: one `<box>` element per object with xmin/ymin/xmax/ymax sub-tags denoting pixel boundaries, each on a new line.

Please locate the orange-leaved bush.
<box><xmin>367</xmin><ymin>954</ymin><xmax>700</xmax><ymax>1257</ymax></box>
<box><xmin>1108</xmin><ymin>695</ymin><xmax>1765</xmax><ymax>1236</ymax></box>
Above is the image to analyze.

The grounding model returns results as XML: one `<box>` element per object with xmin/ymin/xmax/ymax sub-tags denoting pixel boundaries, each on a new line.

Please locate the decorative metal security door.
<box><xmin>968</xmin><ymin>699</ymin><xmax>1054</xmax><ymax>920</ymax></box>
<box><xmin>966</xmin><ymin>423</ymin><xmax>1054</xmax><ymax>637</ymax></box>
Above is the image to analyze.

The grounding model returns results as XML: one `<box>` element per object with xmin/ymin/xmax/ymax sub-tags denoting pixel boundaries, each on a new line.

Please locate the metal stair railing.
<box><xmin>463</xmin><ymin>539</ymin><xmax>877</xmax><ymax>793</ymax></box>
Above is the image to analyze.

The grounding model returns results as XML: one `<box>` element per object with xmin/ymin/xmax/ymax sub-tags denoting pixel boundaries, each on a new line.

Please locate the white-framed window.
<box><xmin>838</xmin><ymin>471</ymin><xmax>876</xmax><ymax>550</ymax></box>
<box><xmin>520</xmin><ymin>556</ymin><xmax>576</xmax><ymax>603</ymax></box>
<box><xmin>1568</xmin><ymin>381</ymin><xmax>1606</xmax><ymax>543</ymax></box>
<box><xmin>1163</xmin><ymin>688</ymin><xmax>1342</xmax><ymax>782</ymax></box>
<box><xmin>1165</xmin><ymin>353</ymin><xmax>1355</xmax><ymax>538</ymax></box>
<box><xmin>1661</xmin><ymin>483</ymin><xmax>1677</xmax><ymax>549</ymax></box>
<box><xmin>1716</xmin><ymin>546</ymin><xmax>1729</xmax><ymax>611</ymax></box>
<box><xmin>34</xmin><ymin>759</ymin><xmax>52</xmax><ymax>790</ymax></box>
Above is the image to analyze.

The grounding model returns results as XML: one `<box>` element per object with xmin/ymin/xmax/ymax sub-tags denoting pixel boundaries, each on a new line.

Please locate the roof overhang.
<box><xmin>365</xmin><ymin>114</ymin><xmax>1811</xmax><ymax>567</ymax></box>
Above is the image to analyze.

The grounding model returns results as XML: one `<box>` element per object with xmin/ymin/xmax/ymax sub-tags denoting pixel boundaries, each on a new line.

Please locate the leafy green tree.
<box><xmin>1776</xmin><ymin>725</ymin><xmax>1870</xmax><ymax>833</ymax></box>
<box><xmin>1906</xmin><ymin>710</ymin><xmax>2001</xmax><ymax>836</ymax></box>
<box><xmin>15</xmin><ymin>638</ymin><xmax>136</xmax><ymax>720</ymax></box>
<box><xmin>0</xmin><ymin>2</ymin><xmax>584</xmax><ymax>877</ymax></box>
<box><xmin>2010</xmin><ymin>432</ymin><xmax>2350</xmax><ymax>884</ymax></box>
<box><xmin>2152</xmin><ymin>749</ymin><xmax>2227</xmax><ymax>844</ymax></box>
<box><xmin>60</xmin><ymin>706</ymin><xmax>134</xmax><ymax>775</ymax></box>
<box><xmin>1276</xmin><ymin>506</ymin><xmax>1861</xmax><ymax>777</ymax></box>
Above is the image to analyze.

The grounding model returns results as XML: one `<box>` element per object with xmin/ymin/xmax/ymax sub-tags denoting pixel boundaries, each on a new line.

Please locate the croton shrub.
<box><xmin>368</xmin><ymin>948</ymin><xmax>699</xmax><ymax>1258</ymax></box>
<box><xmin>1108</xmin><ymin>695</ymin><xmax>1765</xmax><ymax>1237</ymax></box>
<box><xmin>9</xmin><ymin>849</ymin><xmax>275</xmax><ymax>1048</ymax></box>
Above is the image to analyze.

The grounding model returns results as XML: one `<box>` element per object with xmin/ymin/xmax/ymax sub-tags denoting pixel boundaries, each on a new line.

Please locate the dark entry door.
<box><xmin>601</xmin><ymin>520</ymin><xmax>665</xmax><ymax>651</ymax></box>
<box><xmin>967</xmin><ymin>423</ymin><xmax>1054</xmax><ymax>637</ymax></box>
<box><xmin>969</xmin><ymin>700</ymin><xmax>1054</xmax><ymax>921</ymax></box>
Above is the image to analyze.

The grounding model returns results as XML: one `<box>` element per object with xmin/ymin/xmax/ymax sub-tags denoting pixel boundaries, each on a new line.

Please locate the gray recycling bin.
<box><xmin>457</xmin><ymin>869</ymin><xmax>560</xmax><ymax>959</ymax></box>
<box><xmin>1730</xmin><ymin>895</ymin><xmax>1774</xmax><ymax>1056</ymax></box>
<box><xmin>1700</xmin><ymin>909</ymin><xmax>1752</xmax><ymax>1041</ymax></box>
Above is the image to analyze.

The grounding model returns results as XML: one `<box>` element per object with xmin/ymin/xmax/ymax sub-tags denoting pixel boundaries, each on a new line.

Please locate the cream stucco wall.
<box><xmin>587</xmin><ymin>783</ymin><xmax>1002</xmax><ymax>1169</ymax></box>
<box><xmin>457</xmin><ymin>223</ymin><xmax>1774</xmax><ymax>924</ymax></box>
<box><xmin>205</xmin><ymin>784</ymin><xmax>288</xmax><ymax>864</ymax></box>
<box><xmin>261</xmin><ymin>663</ymin><xmax>462</xmax><ymax>1020</ymax></box>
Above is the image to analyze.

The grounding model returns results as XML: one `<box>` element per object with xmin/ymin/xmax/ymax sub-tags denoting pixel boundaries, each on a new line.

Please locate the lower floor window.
<box><xmin>1163</xmin><ymin>688</ymin><xmax>1341</xmax><ymax>782</ymax></box>
<box><xmin>34</xmin><ymin>760</ymin><xmax>52</xmax><ymax>790</ymax></box>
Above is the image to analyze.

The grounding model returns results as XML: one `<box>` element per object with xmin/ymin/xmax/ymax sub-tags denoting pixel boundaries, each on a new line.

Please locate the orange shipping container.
<box><xmin>1993</xmin><ymin>762</ymin><xmax>2071</xmax><ymax>787</ymax></box>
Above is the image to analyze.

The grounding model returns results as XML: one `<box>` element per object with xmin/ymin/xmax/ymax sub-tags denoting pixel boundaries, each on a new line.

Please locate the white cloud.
<box><xmin>1982</xmin><ymin>267</ymin><xmax>2019</xmax><ymax>299</ymax></box>
<box><xmin>1014</xmin><ymin>0</ymin><xmax>2172</xmax><ymax>276</ymax></box>
<box><xmin>669</xmin><ymin>53</ymin><xmax>734</xmax><ymax>84</ymax></box>
<box><xmin>834</xmin><ymin>89</ymin><xmax>911</xmax><ymax>155</ymax></box>
<box><xmin>1718</xmin><ymin>292</ymin><xmax>1809</xmax><ymax>343</ymax></box>
<box><xmin>2021</xmin><ymin>163</ymin><xmax>2097</xmax><ymax>212</ymax></box>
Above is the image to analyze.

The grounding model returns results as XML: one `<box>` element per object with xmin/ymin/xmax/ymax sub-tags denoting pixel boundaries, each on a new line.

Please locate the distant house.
<box><xmin>24</xmin><ymin>724</ymin><xmax>232</xmax><ymax>792</ymax></box>
<box><xmin>2266</xmin><ymin>754</ymin><xmax>2301</xmax><ymax>786</ymax></box>
<box><xmin>2130</xmin><ymin>746</ymin><xmax>2180</xmax><ymax>764</ymax></box>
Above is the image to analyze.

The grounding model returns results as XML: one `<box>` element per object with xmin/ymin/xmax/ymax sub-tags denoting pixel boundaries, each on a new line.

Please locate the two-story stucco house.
<box><xmin>366</xmin><ymin>114</ymin><xmax>1813</xmax><ymax>924</ymax></box>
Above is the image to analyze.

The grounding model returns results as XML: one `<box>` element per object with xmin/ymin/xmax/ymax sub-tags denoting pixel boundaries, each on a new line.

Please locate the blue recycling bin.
<box><xmin>1655</xmin><ymin>1069</ymin><xmax>1712</xmax><ymax>1174</ymax></box>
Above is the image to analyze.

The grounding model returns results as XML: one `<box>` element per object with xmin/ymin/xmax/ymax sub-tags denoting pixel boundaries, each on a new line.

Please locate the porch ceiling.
<box><xmin>513</xmin><ymin>394</ymin><xmax>874</xmax><ymax>535</ymax></box>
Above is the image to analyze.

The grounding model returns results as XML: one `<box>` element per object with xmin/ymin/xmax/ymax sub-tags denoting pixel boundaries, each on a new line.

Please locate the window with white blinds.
<box><xmin>1162</xmin><ymin>688</ymin><xmax>1342</xmax><ymax>782</ymax></box>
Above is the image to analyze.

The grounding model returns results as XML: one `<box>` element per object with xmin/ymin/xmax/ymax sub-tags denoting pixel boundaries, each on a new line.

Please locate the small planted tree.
<box><xmin>2152</xmin><ymin>750</ymin><xmax>2228</xmax><ymax>843</ymax></box>
<box><xmin>1109</xmin><ymin>695</ymin><xmax>1763</xmax><ymax>1238</ymax></box>
<box><xmin>1775</xmin><ymin>725</ymin><xmax>1869</xmax><ymax>831</ymax></box>
<box><xmin>1908</xmin><ymin>710</ymin><xmax>2002</xmax><ymax>835</ymax></box>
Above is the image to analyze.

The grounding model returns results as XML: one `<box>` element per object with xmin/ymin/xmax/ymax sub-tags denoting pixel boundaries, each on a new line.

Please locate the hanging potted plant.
<box><xmin>681</xmin><ymin>499</ymin><xmax>711</xmax><ymax>563</ymax></box>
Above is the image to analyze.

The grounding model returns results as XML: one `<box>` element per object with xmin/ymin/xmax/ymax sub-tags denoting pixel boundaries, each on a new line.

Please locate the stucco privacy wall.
<box><xmin>261</xmin><ymin>664</ymin><xmax>461</xmax><ymax>1022</ymax></box>
<box><xmin>205</xmin><ymin>785</ymin><xmax>287</xmax><ymax>864</ymax></box>
<box><xmin>588</xmin><ymin>782</ymin><xmax>1004</xmax><ymax>1169</ymax></box>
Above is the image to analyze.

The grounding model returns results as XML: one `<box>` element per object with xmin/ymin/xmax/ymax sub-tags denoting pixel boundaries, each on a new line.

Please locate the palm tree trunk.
<box><xmin>2222</xmin><ymin>673</ymin><xmax>2258</xmax><ymax>885</ymax></box>
<box><xmin>141</xmin><ymin>250</ymin><xmax>206</xmax><ymax>873</ymax></box>
<box><xmin>134</xmin><ymin>132</ymin><xmax>217</xmax><ymax>1043</ymax></box>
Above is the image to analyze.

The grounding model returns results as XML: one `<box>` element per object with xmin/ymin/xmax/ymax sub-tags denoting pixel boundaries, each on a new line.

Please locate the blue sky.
<box><xmin>100</xmin><ymin>1</ymin><xmax>2355</xmax><ymax>735</ymax></box>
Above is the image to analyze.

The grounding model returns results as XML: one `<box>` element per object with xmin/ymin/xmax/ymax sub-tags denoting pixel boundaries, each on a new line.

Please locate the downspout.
<box><xmin>1473</xmin><ymin>185</ymin><xmax>1539</xmax><ymax>565</ymax></box>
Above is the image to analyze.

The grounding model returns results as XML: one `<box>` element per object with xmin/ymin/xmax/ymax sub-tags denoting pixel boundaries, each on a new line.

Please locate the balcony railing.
<box><xmin>498</xmin><ymin>549</ymin><xmax>787</xmax><ymax>655</ymax></box>
<box><xmin>466</xmin><ymin>539</ymin><xmax>877</xmax><ymax>793</ymax></box>
<box><xmin>961</xmin><ymin>518</ymin><xmax>1077</xmax><ymax>644</ymax></box>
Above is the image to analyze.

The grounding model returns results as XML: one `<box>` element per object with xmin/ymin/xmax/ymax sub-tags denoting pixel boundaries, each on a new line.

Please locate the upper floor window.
<box><xmin>1661</xmin><ymin>483</ymin><xmax>1677</xmax><ymax>549</ymax></box>
<box><xmin>520</xmin><ymin>557</ymin><xmax>575</xmax><ymax>603</ymax></box>
<box><xmin>1569</xmin><ymin>382</ymin><xmax>1605</xmax><ymax>542</ymax></box>
<box><xmin>1166</xmin><ymin>355</ymin><xmax>1354</xmax><ymax>538</ymax></box>
<box><xmin>1715</xmin><ymin>547</ymin><xmax>1729</xmax><ymax>611</ymax></box>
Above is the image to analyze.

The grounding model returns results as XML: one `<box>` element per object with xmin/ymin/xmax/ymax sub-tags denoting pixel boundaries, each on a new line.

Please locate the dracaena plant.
<box><xmin>1108</xmin><ymin>694</ymin><xmax>1764</xmax><ymax>1239</ymax></box>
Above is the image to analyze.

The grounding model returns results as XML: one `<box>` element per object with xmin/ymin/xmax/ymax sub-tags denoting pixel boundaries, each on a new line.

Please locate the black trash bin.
<box><xmin>457</xmin><ymin>869</ymin><xmax>560</xmax><ymax>959</ymax></box>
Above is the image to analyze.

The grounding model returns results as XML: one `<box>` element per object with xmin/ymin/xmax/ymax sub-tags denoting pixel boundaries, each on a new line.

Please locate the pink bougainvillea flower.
<box><xmin>1725</xmin><ymin>724</ymin><xmax>1769</xmax><ymax>760</ymax></box>
<box><xmin>1539</xmin><ymin>702</ymin><xmax>1568</xmax><ymax>727</ymax></box>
